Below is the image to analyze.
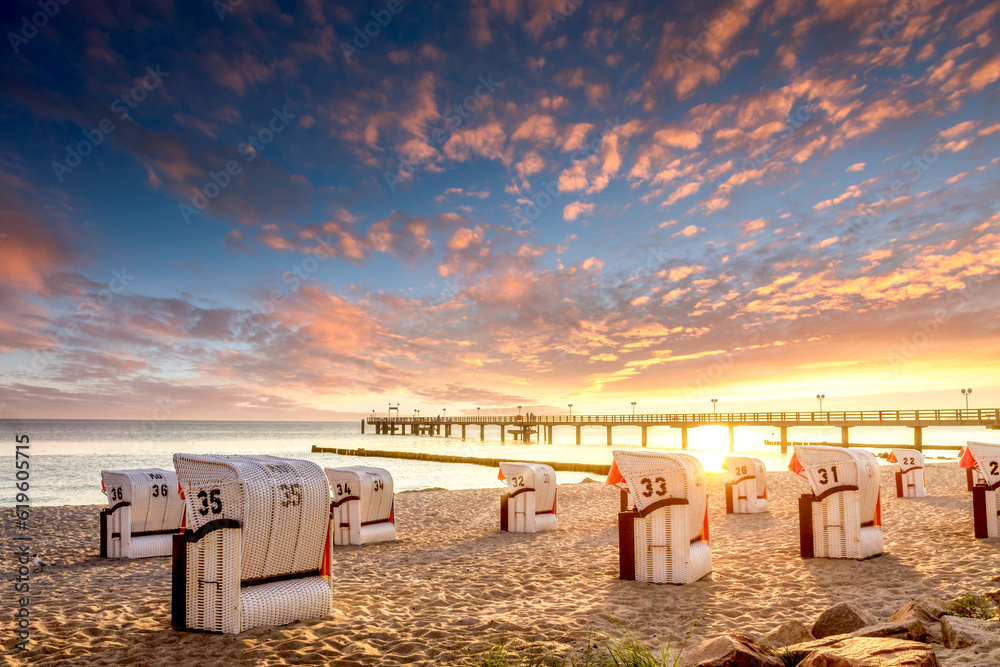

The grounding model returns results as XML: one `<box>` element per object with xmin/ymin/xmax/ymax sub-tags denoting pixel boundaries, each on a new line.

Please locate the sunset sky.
<box><xmin>1</xmin><ymin>0</ymin><xmax>998</xmax><ymax>421</ymax></box>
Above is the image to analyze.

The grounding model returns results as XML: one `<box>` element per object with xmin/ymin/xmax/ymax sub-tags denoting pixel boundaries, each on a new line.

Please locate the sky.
<box><xmin>0</xmin><ymin>0</ymin><xmax>998</xmax><ymax>421</ymax></box>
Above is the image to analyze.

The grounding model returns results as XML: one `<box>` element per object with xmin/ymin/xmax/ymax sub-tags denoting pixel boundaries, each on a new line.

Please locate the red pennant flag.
<box><xmin>788</xmin><ymin>452</ymin><xmax>804</xmax><ymax>474</ymax></box>
<box><xmin>887</xmin><ymin>451</ymin><xmax>897</xmax><ymax>463</ymax></box>
<box><xmin>606</xmin><ymin>459</ymin><xmax>624</xmax><ymax>485</ymax></box>
<box><xmin>959</xmin><ymin>447</ymin><xmax>976</xmax><ymax>469</ymax></box>
<box><xmin>497</xmin><ymin>468</ymin><xmax>505</xmax><ymax>481</ymax></box>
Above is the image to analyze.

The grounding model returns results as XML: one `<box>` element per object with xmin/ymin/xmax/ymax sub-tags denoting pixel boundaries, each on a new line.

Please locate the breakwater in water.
<box><xmin>311</xmin><ymin>445</ymin><xmax>611</xmax><ymax>476</ymax></box>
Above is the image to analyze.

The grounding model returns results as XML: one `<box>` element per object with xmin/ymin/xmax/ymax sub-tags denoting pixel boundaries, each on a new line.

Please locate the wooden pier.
<box><xmin>364</xmin><ymin>408</ymin><xmax>1000</xmax><ymax>452</ymax></box>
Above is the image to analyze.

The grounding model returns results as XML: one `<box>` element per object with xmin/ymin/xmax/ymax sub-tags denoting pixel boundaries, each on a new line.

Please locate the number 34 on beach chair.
<box><xmin>171</xmin><ymin>454</ymin><xmax>333</xmax><ymax>634</ymax></box>
<box><xmin>607</xmin><ymin>450</ymin><xmax>711</xmax><ymax>585</ymax></box>
<box><xmin>959</xmin><ymin>441</ymin><xmax>1000</xmax><ymax>539</ymax></box>
<box><xmin>790</xmin><ymin>445</ymin><xmax>883</xmax><ymax>560</ymax></box>
<box><xmin>325</xmin><ymin>466</ymin><xmax>396</xmax><ymax>545</ymax></box>
<box><xmin>100</xmin><ymin>469</ymin><xmax>184</xmax><ymax>559</ymax></box>
<box><xmin>498</xmin><ymin>462</ymin><xmax>557</xmax><ymax>533</ymax></box>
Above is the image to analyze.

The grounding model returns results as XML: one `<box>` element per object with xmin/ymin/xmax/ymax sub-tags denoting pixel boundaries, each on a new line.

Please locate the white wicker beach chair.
<box><xmin>171</xmin><ymin>454</ymin><xmax>332</xmax><ymax>634</ymax></box>
<box><xmin>887</xmin><ymin>449</ymin><xmax>926</xmax><ymax>498</ymax></box>
<box><xmin>722</xmin><ymin>456</ymin><xmax>768</xmax><ymax>513</ymax></box>
<box><xmin>100</xmin><ymin>469</ymin><xmax>184</xmax><ymax>559</ymax></box>
<box><xmin>789</xmin><ymin>446</ymin><xmax>883</xmax><ymax>559</ymax></box>
<box><xmin>960</xmin><ymin>441</ymin><xmax>1000</xmax><ymax>539</ymax></box>
<box><xmin>960</xmin><ymin>444</ymin><xmax>989</xmax><ymax>491</ymax></box>
<box><xmin>498</xmin><ymin>462</ymin><xmax>557</xmax><ymax>533</ymax></box>
<box><xmin>325</xmin><ymin>466</ymin><xmax>396</xmax><ymax>545</ymax></box>
<box><xmin>607</xmin><ymin>450</ymin><xmax>711</xmax><ymax>584</ymax></box>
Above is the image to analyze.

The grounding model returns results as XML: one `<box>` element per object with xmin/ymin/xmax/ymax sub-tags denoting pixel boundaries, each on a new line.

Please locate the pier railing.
<box><xmin>367</xmin><ymin>408</ymin><xmax>1000</xmax><ymax>426</ymax></box>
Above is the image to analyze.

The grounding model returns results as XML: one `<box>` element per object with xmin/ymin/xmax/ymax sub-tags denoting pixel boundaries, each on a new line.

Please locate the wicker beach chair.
<box><xmin>171</xmin><ymin>454</ymin><xmax>332</xmax><ymax>634</ymax></box>
<box><xmin>959</xmin><ymin>441</ymin><xmax>1000</xmax><ymax>539</ymax></box>
<box><xmin>789</xmin><ymin>445</ymin><xmax>883</xmax><ymax>559</ymax></box>
<box><xmin>606</xmin><ymin>450</ymin><xmax>711</xmax><ymax>584</ymax></box>
<box><xmin>960</xmin><ymin>444</ymin><xmax>989</xmax><ymax>491</ymax></box>
<box><xmin>887</xmin><ymin>448</ymin><xmax>926</xmax><ymax>498</ymax></box>
<box><xmin>325</xmin><ymin>466</ymin><xmax>396</xmax><ymax>545</ymax></box>
<box><xmin>498</xmin><ymin>462</ymin><xmax>557</xmax><ymax>533</ymax></box>
<box><xmin>100</xmin><ymin>469</ymin><xmax>184</xmax><ymax>559</ymax></box>
<box><xmin>722</xmin><ymin>456</ymin><xmax>768</xmax><ymax>513</ymax></box>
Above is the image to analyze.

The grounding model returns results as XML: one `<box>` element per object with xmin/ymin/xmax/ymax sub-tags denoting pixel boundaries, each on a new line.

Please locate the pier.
<box><xmin>363</xmin><ymin>408</ymin><xmax>1000</xmax><ymax>452</ymax></box>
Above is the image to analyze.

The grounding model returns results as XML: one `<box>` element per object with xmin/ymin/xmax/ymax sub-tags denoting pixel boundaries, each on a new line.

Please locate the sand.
<box><xmin>4</xmin><ymin>461</ymin><xmax>999</xmax><ymax>666</ymax></box>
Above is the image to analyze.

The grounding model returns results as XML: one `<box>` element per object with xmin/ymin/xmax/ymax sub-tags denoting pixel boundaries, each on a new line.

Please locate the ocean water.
<box><xmin>0</xmin><ymin>419</ymin><xmax>992</xmax><ymax>506</ymax></box>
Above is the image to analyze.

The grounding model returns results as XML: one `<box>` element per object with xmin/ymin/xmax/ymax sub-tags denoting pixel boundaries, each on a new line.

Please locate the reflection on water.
<box><xmin>0</xmin><ymin>419</ymin><xmax>975</xmax><ymax>506</ymax></box>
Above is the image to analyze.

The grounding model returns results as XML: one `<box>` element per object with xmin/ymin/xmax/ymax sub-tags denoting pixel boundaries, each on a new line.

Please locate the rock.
<box><xmin>766</xmin><ymin>620</ymin><xmax>814</xmax><ymax>647</ymax></box>
<box><xmin>850</xmin><ymin>620</ymin><xmax>928</xmax><ymax>642</ymax></box>
<box><xmin>890</xmin><ymin>602</ymin><xmax>939</xmax><ymax>626</ymax></box>
<box><xmin>780</xmin><ymin>635</ymin><xmax>848</xmax><ymax>663</ymax></box>
<box><xmin>915</xmin><ymin>598</ymin><xmax>947</xmax><ymax>619</ymax></box>
<box><xmin>812</xmin><ymin>602</ymin><xmax>879</xmax><ymax>639</ymax></box>
<box><xmin>939</xmin><ymin>615</ymin><xmax>1000</xmax><ymax>649</ymax></box>
<box><xmin>684</xmin><ymin>634</ymin><xmax>783</xmax><ymax>667</ymax></box>
<box><xmin>797</xmin><ymin>637</ymin><xmax>940</xmax><ymax>666</ymax></box>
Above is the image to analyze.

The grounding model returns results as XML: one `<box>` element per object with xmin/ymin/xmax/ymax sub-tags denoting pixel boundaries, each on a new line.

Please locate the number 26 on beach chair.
<box><xmin>607</xmin><ymin>450</ymin><xmax>711</xmax><ymax>584</ymax></box>
<box><xmin>959</xmin><ymin>441</ymin><xmax>1000</xmax><ymax>539</ymax></box>
<box><xmin>498</xmin><ymin>462</ymin><xmax>557</xmax><ymax>533</ymax></box>
<box><xmin>722</xmin><ymin>456</ymin><xmax>768</xmax><ymax>513</ymax></box>
<box><xmin>100</xmin><ymin>469</ymin><xmax>184</xmax><ymax>559</ymax></box>
<box><xmin>325</xmin><ymin>466</ymin><xmax>397</xmax><ymax>545</ymax></box>
<box><xmin>887</xmin><ymin>449</ymin><xmax>926</xmax><ymax>498</ymax></box>
<box><xmin>790</xmin><ymin>446</ymin><xmax>883</xmax><ymax>560</ymax></box>
<box><xmin>171</xmin><ymin>454</ymin><xmax>333</xmax><ymax>634</ymax></box>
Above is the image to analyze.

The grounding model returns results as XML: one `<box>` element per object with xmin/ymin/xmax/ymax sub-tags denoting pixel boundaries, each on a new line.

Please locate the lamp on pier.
<box><xmin>961</xmin><ymin>388</ymin><xmax>972</xmax><ymax>410</ymax></box>
<box><xmin>568</xmin><ymin>403</ymin><xmax>573</xmax><ymax>416</ymax></box>
<box><xmin>477</xmin><ymin>407</ymin><xmax>481</xmax><ymax>418</ymax></box>
<box><xmin>816</xmin><ymin>394</ymin><xmax>825</xmax><ymax>412</ymax></box>
<box><xmin>631</xmin><ymin>401</ymin><xmax>636</xmax><ymax>416</ymax></box>
<box><xmin>711</xmin><ymin>398</ymin><xmax>717</xmax><ymax>414</ymax></box>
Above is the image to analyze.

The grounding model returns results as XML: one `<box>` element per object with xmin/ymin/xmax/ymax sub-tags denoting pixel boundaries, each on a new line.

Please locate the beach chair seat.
<box><xmin>959</xmin><ymin>441</ymin><xmax>1000</xmax><ymax>539</ymax></box>
<box><xmin>325</xmin><ymin>466</ymin><xmax>396</xmax><ymax>545</ymax></box>
<box><xmin>888</xmin><ymin>449</ymin><xmax>926</xmax><ymax>498</ymax></box>
<box><xmin>498</xmin><ymin>462</ymin><xmax>557</xmax><ymax>533</ymax></box>
<box><xmin>722</xmin><ymin>456</ymin><xmax>768</xmax><ymax>513</ymax></box>
<box><xmin>607</xmin><ymin>450</ymin><xmax>711</xmax><ymax>584</ymax></box>
<box><xmin>171</xmin><ymin>454</ymin><xmax>332</xmax><ymax>634</ymax></box>
<box><xmin>790</xmin><ymin>446</ymin><xmax>883</xmax><ymax>560</ymax></box>
<box><xmin>100</xmin><ymin>469</ymin><xmax>184</xmax><ymax>559</ymax></box>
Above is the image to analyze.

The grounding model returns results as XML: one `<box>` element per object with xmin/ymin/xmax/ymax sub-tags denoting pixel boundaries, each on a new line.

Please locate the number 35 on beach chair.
<box><xmin>888</xmin><ymin>448</ymin><xmax>926</xmax><ymax>498</ymax></box>
<box><xmin>790</xmin><ymin>446</ymin><xmax>883</xmax><ymax>560</ymax></box>
<box><xmin>171</xmin><ymin>454</ymin><xmax>333</xmax><ymax>634</ymax></box>
<box><xmin>325</xmin><ymin>466</ymin><xmax>396</xmax><ymax>545</ymax></box>
<box><xmin>100</xmin><ymin>469</ymin><xmax>184</xmax><ymax>559</ymax></box>
<box><xmin>607</xmin><ymin>450</ymin><xmax>711</xmax><ymax>584</ymax></box>
<box><xmin>959</xmin><ymin>441</ymin><xmax>1000</xmax><ymax>539</ymax></box>
<box><xmin>498</xmin><ymin>462</ymin><xmax>557</xmax><ymax>533</ymax></box>
<box><xmin>722</xmin><ymin>456</ymin><xmax>768</xmax><ymax>513</ymax></box>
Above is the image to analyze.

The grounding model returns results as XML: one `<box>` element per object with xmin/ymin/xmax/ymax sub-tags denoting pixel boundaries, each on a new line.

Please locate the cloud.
<box><xmin>563</xmin><ymin>202</ymin><xmax>595</xmax><ymax>221</ymax></box>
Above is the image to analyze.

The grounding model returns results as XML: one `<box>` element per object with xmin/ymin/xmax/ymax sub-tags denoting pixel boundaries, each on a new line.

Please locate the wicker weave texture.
<box><xmin>499</xmin><ymin>462</ymin><xmax>557</xmax><ymax>533</ymax></box>
<box><xmin>965</xmin><ymin>442</ymin><xmax>1000</xmax><ymax>537</ymax></box>
<box><xmin>326</xmin><ymin>466</ymin><xmax>397</xmax><ymax>546</ymax></box>
<box><xmin>173</xmin><ymin>454</ymin><xmax>332</xmax><ymax>634</ymax></box>
<box><xmin>101</xmin><ymin>468</ymin><xmax>183</xmax><ymax>559</ymax></box>
<box><xmin>889</xmin><ymin>449</ymin><xmax>926</xmax><ymax>498</ymax></box>
<box><xmin>611</xmin><ymin>450</ymin><xmax>708</xmax><ymax>540</ymax></box>
<box><xmin>722</xmin><ymin>456</ymin><xmax>768</xmax><ymax>513</ymax></box>
<box><xmin>633</xmin><ymin>505</ymin><xmax>712</xmax><ymax>584</ymax></box>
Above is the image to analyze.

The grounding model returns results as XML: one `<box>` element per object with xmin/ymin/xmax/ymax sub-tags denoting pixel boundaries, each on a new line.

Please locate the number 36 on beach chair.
<box><xmin>790</xmin><ymin>445</ymin><xmax>883</xmax><ymax>560</ymax></box>
<box><xmin>100</xmin><ymin>469</ymin><xmax>184</xmax><ymax>559</ymax></box>
<box><xmin>607</xmin><ymin>450</ymin><xmax>711</xmax><ymax>585</ymax></box>
<box><xmin>498</xmin><ymin>462</ymin><xmax>557</xmax><ymax>533</ymax></box>
<box><xmin>959</xmin><ymin>441</ymin><xmax>1000</xmax><ymax>539</ymax></box>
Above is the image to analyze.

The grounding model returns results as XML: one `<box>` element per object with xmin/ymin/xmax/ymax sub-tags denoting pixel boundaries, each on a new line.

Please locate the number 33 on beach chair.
<box><xmin>959</xmin><ymin>441</ymin><xmax>1000</xmax><ymax>539</ymax></box>
<box><xmin>171</xmin><ymin>454</ymin><xmax>333</xmax><ymax>634</ymax></box>
<box><xmin>498</xmin><ymin>462</ymin><xmax>557</xmax><ymax>533</ymax></box>
<box><xmin>887</xmin><ymin>448</ymin><xmax>926</xmax><ymax>498</ymax></box>
<box><xmin>790</xmin><ymin>446</ymin><xmax>883</xmax><ymax>560</ymax></box>
<box><xmin>607</xmin><ymin>450</ymin><xmax>711</xmax><ymax>584</ymax></box>
<box><xmin>325</xmin><ymin>466</ymin><xmax>396</xmax><ymax>545</ymax></box>
<box><xmin>100</xmin><ymin>469</ymin><xmax>184</xmax><ymax>559</ymax></box>
<box><xmin>722</xmin><ymin>456</ymin><xmax>768</xmax><ymax>513</ymax></box>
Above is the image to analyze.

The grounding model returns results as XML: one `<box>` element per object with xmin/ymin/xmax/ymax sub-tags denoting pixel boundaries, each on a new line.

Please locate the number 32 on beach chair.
<box><xmin>790</xmin><ymin>445</ymin><xmax>883</xmax><ymax>560</ymax></box>
<box><xmin>498</xmin><ymin>462</ymin><xmax>557</xmax><ymax>533</ymax></box>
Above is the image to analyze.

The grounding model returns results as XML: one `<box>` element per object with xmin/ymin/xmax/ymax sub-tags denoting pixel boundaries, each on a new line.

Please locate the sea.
<box><xmin>0</xmin><ymin>419</ymin><xmax>992</xmax><ymax>506</ymax></box>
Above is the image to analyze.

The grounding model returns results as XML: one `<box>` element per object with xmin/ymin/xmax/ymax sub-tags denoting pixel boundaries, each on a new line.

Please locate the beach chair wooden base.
<box><xmin>798</xmin><ymin>492</ymin><xmax>884</xmax><ymax>559</ymax></box>
<box><xmin>617</xmin><ymin>506</ymin><xmax>712</xmax><ymax>584</ymax></box>
<box><xmin>500</xmin><ymin>492</ymin><xmax>558</xmax><ymax>533</ymax></box>
<box><xmin>972</xmin><ymin>487</ymin><xmax>999</xmax><ymax>538</ymax></box>
<box><xmin>724</xmin><ymin>481</ymin><xmax>768</xmax><ymax>514</ymax></box>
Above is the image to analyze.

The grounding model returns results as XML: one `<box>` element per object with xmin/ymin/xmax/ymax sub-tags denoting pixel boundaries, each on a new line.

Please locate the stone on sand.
<box><xmin>797</xmin><ymin>637</ymin><xmax>941</xmax><ymax>667</ymax></box>
<box><xmin>939</xmin><ymin>615</ymin><xmax>1000</xmax><ymax>649</ymax></box>
<box><xmin>812</xmin><ymin>602</ymin><xmax>878</xmax><ymax>639</ymax></box>
<box><xmin>765</xmin><ymin>620</ymin><xmax>813</xmax><ymax>647</ymax></box>
<box><xmin>684</xmin><ymin>634</ymin><xmax>782</xmax><ymax>667</ymax></box>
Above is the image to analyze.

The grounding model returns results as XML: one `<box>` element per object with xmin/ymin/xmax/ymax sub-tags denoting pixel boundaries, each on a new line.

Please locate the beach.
<box><xmin>6</xmin><ymin>461</ymin><xmax>998</xmax><ymax>665</ymax></box>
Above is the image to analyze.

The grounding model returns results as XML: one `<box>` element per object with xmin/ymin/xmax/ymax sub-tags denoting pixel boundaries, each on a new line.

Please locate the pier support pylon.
<box><xmin>361</xmin><ymin>419</ymin><xmax>365</xmax><ymax>434</ymax></box>
<box><xmin>501</xmin><ymin>425</ymin><xmax>505</xmax><ymax>442</ymax></box>
<box><xmin>780</xmin><ymin>426</ymin><xmax>788</xmax><ymax>453</ymax></box>
<box><xmin>641</xmin><ymin>426</ymin><xmax>647</xmax><ymax>447</ymax></box>
<box><xmin>606</xmin><ymin>425</ymin><xmax>612</xmax><ymax>446</ymax></box>
<box><xmin>461</xmin><ymin>425</ymin><xmax>466</xmax><ymax>439</ymax></box>
<box><xmin>841</xmin><ymin>426</ymin><xmax>850</xmax><ymax>446</ymax></box>
<box><xmin>480</xmin><ymin>425</ymin><xmax>485</xmax><ymax>441</ymax></box>
<box><xmin>576</xmin><ymin>426</ymin><xmax>581</xmax><ymax>445</ymax></box>
<box><xmin>913</xmin><ymin>426</ymin><xmax>923</xmax><ymax>452</ymax></box>
<box><xmin>728</xmin><ymin>426</ymin><xmax>735</xmax><ymax>452</ymax></box>
<box><xmin>681</xmin><ymin>426</ymin><xmax>688</xmax><ymax>450</ymax></box>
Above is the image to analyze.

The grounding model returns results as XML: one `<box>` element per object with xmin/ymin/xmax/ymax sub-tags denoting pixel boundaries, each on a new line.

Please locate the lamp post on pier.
<box><xmin>477</xmin><ymin>407</ymin><xmax>481</xmax><ymax>419</ymax></box>
<box><xmin>711</xmin><ymin>398</ymin><xmax>717</xmax><ymax>414</ymax></box>
<box><xmin>631</xmin><ymin>401</ymin><xmax>636</xmax><ymax>416</ymax></box>
<box><xmin>961</xmin><ymin>388</ymin><xmax>972</xmax><ymax>410</ymax></box>
<box><xmin>816</xmin><ymin>394</ymin><xmax>825</xmax><ymax>412</ymax></box>
<box><xmin>568</xmin><ymin>404</ymin><xmax>573</xmax><ymax>416</ymax></box>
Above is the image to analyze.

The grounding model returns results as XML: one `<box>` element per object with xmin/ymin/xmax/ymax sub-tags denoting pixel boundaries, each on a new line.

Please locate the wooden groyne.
<box><xmin>311</xmin><ymin>445</ymin><xmax>610</xmax><ymax>476</ymax></box>
<box><xmin>763</xmin><ymin>440</ymin><xmax>962</xmax><ymax>451</ymax></box>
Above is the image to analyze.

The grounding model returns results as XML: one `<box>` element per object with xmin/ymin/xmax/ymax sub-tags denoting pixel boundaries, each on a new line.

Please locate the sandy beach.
<box><xmin>5</xmin><ymin>461</ymin><xmax>998</xmax><ymax>666</ymax></box>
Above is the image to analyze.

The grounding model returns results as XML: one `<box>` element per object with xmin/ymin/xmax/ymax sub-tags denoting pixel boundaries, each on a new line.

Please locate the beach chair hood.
<box><xmin>499</xmin><ymin>462</ymin><xmax>556</xmax><ymax>514</ymax></box>
<box><xmin>607</xmin><ymin>450</ymin><xmax>707</xmax><ymax>540</ymax></box>
<box><xmin>961</xmin><ymin>441</ymin><xmax>1000</xmax><ymax>490</ymax></box>
<box><xmin>887</xmin><ymin>448</ymin><xmax>924</xmax><ymax>474</ymax></box>
<box><xmin>790</xmin><ymin>445</ymin><xmax>880</xmax><ymax>524</ymax></box>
